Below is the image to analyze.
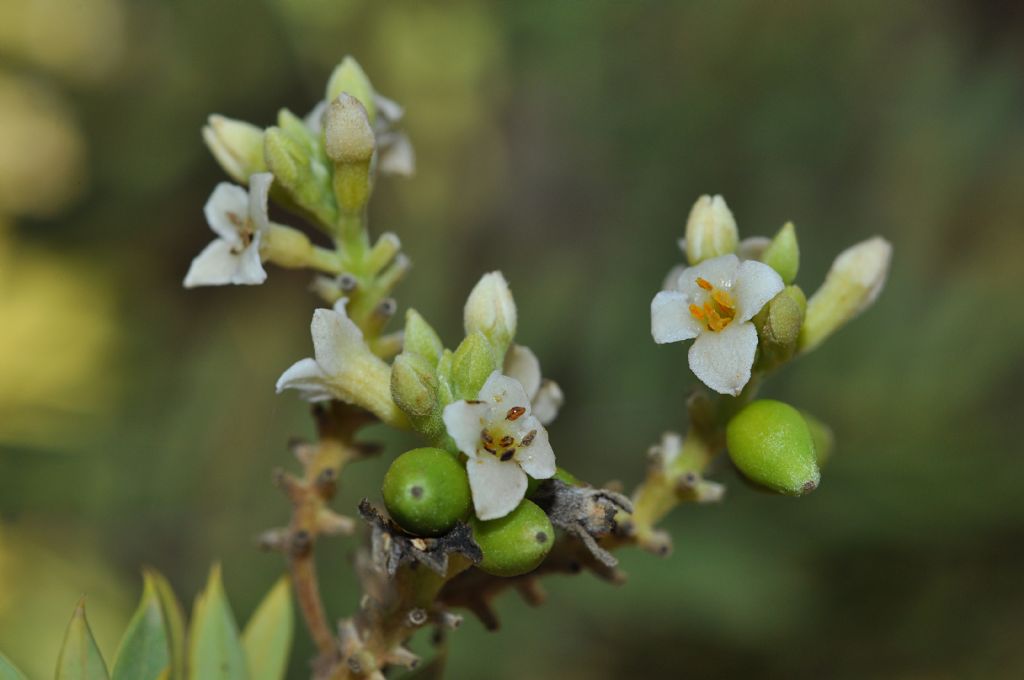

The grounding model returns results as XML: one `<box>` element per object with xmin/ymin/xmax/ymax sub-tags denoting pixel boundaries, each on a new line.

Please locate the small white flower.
<box><xmin>503</xmin><ymin>344</ymin><xmax>563</xmax><ymax>425</ymax></box>
<box><xmin>184</xmin><ymin>173</ymin><xmax>273</xmax><ymax>287</ymax></box>
<box><xmin>276</xmin><ymin>299</ymin><xmax>404</xmax><ymax>426</ymax></box>
<box><xmin>443</xmin><ymin>371</ymin><xmax>557</xmax><ymax>520</ymax></box>
<box><xmin>651</xmin><ymin>254</ymin><xmax>784</xmax><ymax>396</ymax></box>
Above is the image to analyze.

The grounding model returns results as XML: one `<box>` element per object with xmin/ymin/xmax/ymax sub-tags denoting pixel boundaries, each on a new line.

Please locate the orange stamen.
<box><xmin>689</xmin><ymin>304</ymin><xmax>705</xmax><ymax>320</ymax></box>
<box><xmin>696</xmin><ymin>277</ymin><xmax>714</xmax><ymax>291</ymax></box>
<box><xmin>711</xmin><ymin>289</ymin><xmax>734</xmax><ymax>310</ymax></box>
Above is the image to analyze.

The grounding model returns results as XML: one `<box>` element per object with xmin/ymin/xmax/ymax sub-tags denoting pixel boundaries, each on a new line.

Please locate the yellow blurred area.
<box><xmin>0</xmin><ymin>0</ymin><xmax>124</xmax><ymax>84</ymax></box>
<box><xmin>0</xmin><ymin>523</ymin><xmax>130</xmax><ymax>678</ymax></box>
<box><xmin>0</xmin><ymin>223</ymin><xmax>116</xmax><ymax>448</ymax></box>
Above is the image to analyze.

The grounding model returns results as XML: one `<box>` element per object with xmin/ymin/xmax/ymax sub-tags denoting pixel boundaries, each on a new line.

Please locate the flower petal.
<box><xmin>248</xmin><ymin>172</ymin><xmax>273</xmax><ymax>233</ymax></box>
<box><xmin>503</xmin><ymin>345</ymin><xmax>541</xmax><ymax>400</ymax></box>
<box><xmin>310</xmin><ymin>307</ymin><xmax>365</xmax><ymax>376</ymax></box>
<box><xmin>378</xmin><ymin>131</ymin><xmax>415</xmax><ymax>176</ymax></box>
<box><xmin>231</xmin><ymin>232</ymin><xmax>268</xmax><ymax>285</ymax></box>
<box><xmin>184</xmin><ymin>239</ymin><xmax>243</xmax><ymax>288</ymax></box>
<box><xmin>661</xmin><ymin>264</ymin><xmax>686</xmax><ymax>292</ymax></box>
<box><xmin>304</xmin><ymin>100</ymin><xmax>327</xmax><ymax>134</ymax></box>
<box><xmin>736</xmin><ymin>236</ymin><xmax>771</xmax><ymax>261</ymax></box>
<box><xmin>275</xmin><ymin>358</ymin><xmax>334</xmax><ymax>401</ymax></box>
<box><xmin>514</xmin><ymin>418</ymin><xmax>556</xmax><ymax>479</ymax></box>
<box><xmin>442</xmin><ymin>400</ymin><xmax>490</xmax><ymax>457</ymax></box>
<box><xmin>733</xmin><ymin>259</ymin><xmax>785</xmax><ymax>322</ymax></box>
<box><xmin>651</xmin><ymin>291</ymin><xmax>702</xmax><ymax>344</ymax></box>
<box><xmin>374</xmin><ymin>93</ymin><xmax>405</xmax><ymax>123</ymax></box>
<box><xmin>467</xmin><ymin>454</ymin><xmax>528</xmax><ymax>521</ymax></box>
<box><xmin>676</xmin><ymin>254</ymin><xmax>741</xmax><ymax>300</ymax></box>
<box><xmin>478</xmin><ymin>371</ymin><xmax>531</xmax><ymax>411</ymax></box>
<box><xmin>687</xmin><ymin>321</ymin><xmax>758</xmax><ymax>396</ymax></box>
<box><xmin>204</xmin><ymin>183</ymin><xmax>249</xmax><ymax>243</ymax></box>
<box><xmin>531</xmin><ymin>380</ymin><xmax>563</xmax><ymax>425</ymax></box>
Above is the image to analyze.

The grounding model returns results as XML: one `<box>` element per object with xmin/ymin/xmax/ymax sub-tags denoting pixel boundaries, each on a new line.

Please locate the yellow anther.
<box><xmin>696</xmin><ymin>277</ymin><xmax>714</xmax><ymax>291</ymax></box>
<box><xmin>689</xmin><ymin>303</ymin><xmax>705</xmax><ymax>320</ymax></box>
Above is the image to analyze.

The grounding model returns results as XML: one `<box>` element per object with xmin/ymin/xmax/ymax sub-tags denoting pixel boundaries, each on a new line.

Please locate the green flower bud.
<box><xmin>755</xmin><ymin>285</ymin><xmax>806</xmax><ymax>349</ymax></box>
<box><xmin>202</xmin><ymin>115</ymin><xmax>266</xmax><ymax>184</ymax></box>
<box><xmin>470</xmin><ymin>499</ymin><xmax>554</xmax><ymax>577</ymax></box>
<box><xmin>403</xmin><ymin>309</ymin><xmax>444</xmax><ymax>366</ymax></box>
<box><xmin>383</xmin><ymin>448</ymin><xmax>470</xmax><ymax>537</ymax></box>
<box><xmin>277</xmin><ymin>108</ymin><xmax>318</xmax><ymax>154</ymax></box>
<box><xmin>451</xmin><ymin>332</ymin><xmax>498</xmax><ymax>401</ymax></box>
<box><xmin>762</xmin><ymin>222</ymin><xmax>800</xmax><ymax>284</ymax></box>
<box><xmin>325</xmin><ymin>56</ymin><xmax>377</xmax><ymax>124</ymax></box>
<box><xmin>390</xmin><ymin>353</ymin><xmax>438</xmax><ymax>419</ymax></box>
<box><xmin>799</xmin><ymin>237</ymin><xmax>892</xmax><ymax>353</ymax></box>
<box><xmin>726</xmin><ymin>400</ymin><xmax>820</xmax><ymax>496</ymax></box>
<box><xmin>684</xmin><ymin>195</ymin><xmax>738</xmax><ymax>265</ymax></box>
<box><xmin>324</xmin><ymin>94</ymin><xmax>375</xmax><ymax>165</ymax></box>
<box><xmin>261</xmin><ymin>224</ymin><xmax>315</xmax><ymax>268</ymax></box>
<box><xmin>263</xmin><ymin>127</ymin><xmax>336</xmax><ymax>227</ymax></box>
<box><xmin>463</xmin><ymin>271</ymin><xmax>517</xmax><ymax>357</ymax></box>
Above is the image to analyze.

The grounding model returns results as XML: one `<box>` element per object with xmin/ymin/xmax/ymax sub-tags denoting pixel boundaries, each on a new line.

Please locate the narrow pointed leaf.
<box><xmin>111</xmin><ymin>573</ymin><xmax>170</xmax><ymax>680</ymax></box>
<box><xmin>0</xmin><ymin>652</ymin><xmax>28</xmax><ymax>680</ymax></box>
<box><xmin>55</xmin><ymin>599</ymin><xmax>110</xmax><ymax>680</ymax></box>
<box><xmin>147</xmin><ymin>570</ymin><xmax>186</xmax><ymax>680</ymax></box>
<box><xmin>188</xmin><ymin>565</ymin><xmax>248</xmax><ymax>680</ymax></box>
<box><xmin>241</xmin><ymin>577</ymin><xmax>293</xmax><ymax>680</ymax></box>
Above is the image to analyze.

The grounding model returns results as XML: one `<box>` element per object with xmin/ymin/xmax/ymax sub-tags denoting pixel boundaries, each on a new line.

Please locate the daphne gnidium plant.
<box><xmin>4</xmin><ymin>56</ymin><xmax>892</xmax><ymax>680</ymax></box>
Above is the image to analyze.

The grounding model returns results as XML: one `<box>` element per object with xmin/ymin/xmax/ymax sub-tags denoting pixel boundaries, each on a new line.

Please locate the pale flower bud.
<box><xmin>202</xmin><ymin>115</ymin><xmax>266</xmax><ymax>184</ymax></box>
<box><xmin>684</xmin><ymin>195</ymin><xmax>738</xmax><ymax>265</ymax></box>
<box><xmin>464</xmin><ymin>271</ymin><xmax>517</xmax><ymax>354</ymax></box>
<box><xmin>324</xmin><ymin>94</ymin><xmax>375</xmax><ymax>164</ymax></box>
<box><xmin>799</xmin><ymin>237</ymin><xmax>892</xmax><ymax>353</ymax></box>
<box><xmin>325</xmin><ymin>56</ymin><xmax>377</xmax><ymax>124</ymax></box>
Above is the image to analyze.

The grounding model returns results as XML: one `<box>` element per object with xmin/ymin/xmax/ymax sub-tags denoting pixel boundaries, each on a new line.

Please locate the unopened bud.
<box><xmin>451</xmin><ymin>332</ymin><xmax>498</xmax><ymax>400</ymax></box>
<box><xmin>391</xmin><ymin>353</ymin><xmax>438</xmax><ymax>419</ymax></box>
<box><xmin>324</xmin><ymin>93</ymin><xmax>376</xmax><ymax>164</ymax></box>
<box><xmin>799</xmin><ymin>237</ymin><xmax>892</xmax><ymax>353</ymax></box>
<box><xmin>325</xmin><ymin>56</ymin><xmax>377</xmax><ymax>124</ymax></box>
<box><xmin>202</xmin><ymin>114</ymin><xmax>266</xmax><ymax>184</ymax></box>
<box><xmin>762</xmin><ymin>222</ymin><xmax>799</xmax><ymax>284</ymax></box>
<box><xmin>403</xmin><ymin>309</ymin><xmax>444</xmax><ymax>366</ymax></box>
<box><xmin>756</xmin><ymin>285</ymin><xmax>806</xmax><ymax>349</ymax></box>
<box><xmin>463</xmin><ymin>271</ymin><xmax>517</xmax><ymax>356</ymax></box>
<box><xmin>684</xmin><ymin>195</ymin><xmax>738</xmax><ymax>265</ymax></box>
<box><xmin>726</xmin><ymin>399</ymin><xmax>820</xmax><ymax>497</ymax></box>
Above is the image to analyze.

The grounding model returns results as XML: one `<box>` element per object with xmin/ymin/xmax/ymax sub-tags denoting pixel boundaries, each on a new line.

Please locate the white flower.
<box><xmin>184</xmin><ymin>173</ymin><xmax>273</xmax><ymax>287</ymax></box>
<box><xmin>651</xmin><ymin>254</ymin><xmax>784</xmax><ymax>396</ymax></box>
<box><xmin>305</xmin><ymin>92</ymin><xmax>415</xmax><ymax>177</ymax></box>
<box><xmin>443</xmin><ymin>371</ymin><xmax>557</xmax><ymax>520</ymax></box>
<box><xmin>464</xmin><ymin>271</ymin><xmax>517</xmax><ymax>352</ymax></box>
<box><xmin>276</xmin><ymin>299</ymin><xmax>404</xmax><ymax>426</ymax></box>
<box><xmin>503</xmin><ymin>344</ymin><xmax>563</xmax><ymax>425</ymax></box>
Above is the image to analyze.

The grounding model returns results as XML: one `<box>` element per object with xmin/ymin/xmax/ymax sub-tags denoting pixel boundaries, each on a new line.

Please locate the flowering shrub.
<box><xmin>3</xmin><ymin>56</ymin><xmax>891</xmax><ymax>680</ymax></box>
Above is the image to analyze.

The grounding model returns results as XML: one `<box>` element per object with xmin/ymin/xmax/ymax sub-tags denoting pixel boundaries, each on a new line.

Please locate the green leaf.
<box><xmin>188</xmin><ymin>565</ymin><xmax>248</xmax><ymax>680</ymax></box>
<box><xmin>111</xmin><ymin>573</ymin><xmax>170</xmax><ymax>680</ymax></box>
<box><xmin>241</xmin><ymin>577</ymin><xmax>293</xmax><ymax>680</ymax></box>
<box><xmin>55</xmin><ymin>599</ymin><xmax>110</xmax><ymax>680</ymax></box>
<box><xmin>147</xmin><ymin>570</ymin><xmax>185</xmax><ymax>680</ymax></box>
<box><xmin>0</xmin><ymin>652</ymin><xmax>28</xmax><ymax>680</ymax></box>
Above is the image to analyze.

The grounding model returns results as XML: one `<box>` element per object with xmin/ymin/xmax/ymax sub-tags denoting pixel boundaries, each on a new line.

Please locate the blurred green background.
<box><xmin>2</xmin><ymin>0</ymin><xmax>1023</xmax><ymax>678</ymax></box>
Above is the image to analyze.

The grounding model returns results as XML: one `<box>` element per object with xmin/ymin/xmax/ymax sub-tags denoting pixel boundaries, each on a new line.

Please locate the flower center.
<box><xmin>479</xmin><ymin>406</ymin><xmax>537</xmax><ymax>462</ymax></box>
<box><xmin>689</xmin><ymin>277</ymin><xmax>736</xmax><ymax>332</ymax></box>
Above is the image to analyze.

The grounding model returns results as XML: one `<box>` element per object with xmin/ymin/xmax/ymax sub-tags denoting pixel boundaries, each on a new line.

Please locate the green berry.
<box><xmin>726</xmin><ymin>399</ymin><xmax>820</xmax><ymax>496</ymax></box>
<box><xmin>382</xmin><ymin>448</ymin><xmax>471</xmax><ymax>536</ymax></box>
<box><xmin>470</xmin><ymin>500</ymin><xmax>554</xmax><ymax>577</ymax></box>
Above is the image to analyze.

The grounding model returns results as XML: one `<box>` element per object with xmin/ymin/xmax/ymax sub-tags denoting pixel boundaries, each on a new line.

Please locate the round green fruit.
<box><xmin>726</xmin><ymin>399</ymin><xmax>820</xmax><ymax>496</ymax></box>
<box><xmin>382</xmin><ymin>448</ymin><xmax>471</xmax><ymax>536</ymax></box>
<box><xmin>470</xmin><ymin>499</ymin><xmax>554</xmax><ymax>577</ymax></box>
